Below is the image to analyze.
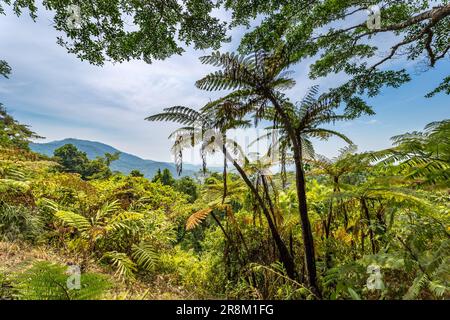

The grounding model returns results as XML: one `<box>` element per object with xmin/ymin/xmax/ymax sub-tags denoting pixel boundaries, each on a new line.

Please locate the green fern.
<box><xmin>14</xmin><ymin>261</ymin><xmax>110</xmax><ymax>300</ymax></box>
<box><xmin>106</xmin><ymin>211</ymin><xmax>145</xmax><ymax>233</ymax></box>
<box><xmin>102</xmin><ymin>251</ymin><xmax>137</xmax><ymax>281</ymax></box>
<box><xmin>54</xmin><ymin>210</ymin><xmax>91</xmax><ymax>233</ymax></box>
<box><xmin>0</xmin><ymin>204</ymin><xmax>44</xmax><ymax>242</ymax></box>
<box><xmin>131</xmin><ymin>243</ymin><xmax>159</xmax><ymax>271</ymax></box>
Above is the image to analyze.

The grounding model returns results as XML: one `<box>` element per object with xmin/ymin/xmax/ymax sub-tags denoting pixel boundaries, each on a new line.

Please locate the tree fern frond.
<box><xmin>186</xmin><ymin>208</ymin><xmax>213</xmax><ymax>230</ymax></box>
<box><xmin>306</xmin><ymin>128</ymin><xmax>353</xmax><ymax>145</ymax></box>
<box><xmin>146</xmin><ymin>106</ymin><xmax>204</xmax><ymax>126</ymax></box>
<box><xmin>298</xmin><ymin>85</ymin><xmax>320</xmax><ymax>110</ymax></box>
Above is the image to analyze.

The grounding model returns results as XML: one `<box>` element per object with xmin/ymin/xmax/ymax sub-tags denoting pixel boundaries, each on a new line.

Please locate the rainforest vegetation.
<box><xmin>0</xmin><ymin>0</ymin><xmax>449</xmax><ymax>300</ymax></box>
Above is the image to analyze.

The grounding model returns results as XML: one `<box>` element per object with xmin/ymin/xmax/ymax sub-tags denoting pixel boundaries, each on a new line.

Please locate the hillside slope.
<box><xmin>30</xmin><ymin>138</ymin><xmax>200</xmax><ymax>178</ymax></box>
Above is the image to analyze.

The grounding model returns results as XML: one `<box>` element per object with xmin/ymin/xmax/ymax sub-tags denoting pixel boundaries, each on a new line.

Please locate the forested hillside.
<box><xmin>30</xmin><ymin>139</ymin><xmax>203</xmax><ymax>178</ymax></box>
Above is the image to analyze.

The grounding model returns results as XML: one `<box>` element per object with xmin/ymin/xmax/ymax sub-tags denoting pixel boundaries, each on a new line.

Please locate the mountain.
<box><xmin>29</xmin><ymin>138</ymin><xmax>207</xmax><ymax>179</ymax></box>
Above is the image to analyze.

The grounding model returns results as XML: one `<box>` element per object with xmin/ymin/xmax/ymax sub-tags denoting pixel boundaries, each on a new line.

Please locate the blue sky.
<box><xmin>0</xmin><ymin>5</ymin><xmax>449</xmax><ymax>164</ymax></box>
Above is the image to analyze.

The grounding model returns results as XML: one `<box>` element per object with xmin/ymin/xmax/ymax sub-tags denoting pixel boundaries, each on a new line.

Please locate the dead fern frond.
<box><xmin>186</xmin><ymin>208</ymin><xmax>213</xmax><ymax>230</ymax></box>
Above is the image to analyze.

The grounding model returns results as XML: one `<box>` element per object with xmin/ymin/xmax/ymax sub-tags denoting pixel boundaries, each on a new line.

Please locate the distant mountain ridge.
<box><xmin>29</xmin><ymin>138</ymin><xmax>207</xmax><ymax>178</ymax></box>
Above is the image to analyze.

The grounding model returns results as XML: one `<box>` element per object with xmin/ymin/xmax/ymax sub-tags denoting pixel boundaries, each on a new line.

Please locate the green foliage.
<box><xmin>0</xmin><ymin>0</ymin><xmax>228</xmax><ymax>65</ymax></box>
<box><xmin>0</xmin><ymin>60</ymin><xmax>11</xmax><ymax>78</ymax></box>
<box><xmin>1</xmin><ymin>114</ymin><xmax>448</xmax><ymax>299</ymax></box>
<box><xmin>0</xmin><ymin>105</ymin><xmax>42</xmax><ymax>150</ymax></box>
<box><xmin>426</xmin><ymin>76</ymin><xmax>450</xmax><ymax>97</ymax></box>
<box><xmin>152</xmin><ymin>168</ymin><xmax>175</xmax><ymax>186</ymax></box>
<box><xmin>131</xmin><ymin>242</ymin><xmax>159</xmax><ymax>272</ymax></box>
<box><xmin>0</xmin><ymin>268</ymin><xmax>16</xmax><ymax>299</ymax></box>
<box><xmin>158</xmin><ymin>246</ymin><xmax>216</xmax><ymax>298</ymax></box>
<box><xmin>234</xmin><ymin>1</ymin><xmax>449</xmax><ymax>98</ymax></box>
<box><xmin>53</xmin><ymin>144</ymin><xmax>119</xmax><ymax>180</ymax></box>
<box><xmin>14</xmin><ymin>261</ymin><xmax>110</xmax><ymax>300</ymax></box>
<box><xmin>0</xmin><ymin>204</ymin><xmax>44</xmax><ymax>242</ymax></box>
<box><xmin>175</xmin><ymin>176</ymin><xmax>198</xmax><ymax>203</ymax></box>
<box><xmin>1</xmin><ymin>7</ymin><xmax>448</xmax><ymax>298</ymax></box>
<box><xmin>102</xmin><ymin>251</ymin><xmax>137</xmax><ymax>282</ymax></box>
<box><xmin>371</xmin><ymin>120</ymin><xmax>450</xmax><ymax>188</ymax></box>
<box><xmin>129</xmin><ymin>170</ymin><xmax>144</xmax><ymax>178</ymax></box>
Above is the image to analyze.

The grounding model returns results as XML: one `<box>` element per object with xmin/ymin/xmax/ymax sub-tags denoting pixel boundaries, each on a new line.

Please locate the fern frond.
<box><xmin>96</xmin><ymin>200</ymin><xmax>120</xmax><ymax>220</ymax></box>
<box><xmin>404</xmin><ymin>274</ymin><xmax>429</xmax><ymax>300</ymax></box>
<box><xmin>146</xmin><ymin>106</ymin><xmax>204</xmax><ymax>126</ymax></box>
<box><xmin>186</xmin><ymin>208</ymin><xmax>213</xmax><ymax>230</ymax></box>
<box><xmin>428</xmin><ymin>280</ymin><xmax>448</xmax><ymax>298</ymax></box>
<box><xmin>40</xmin><ymin>198</ymin><xmax>60</xmax><ymax>212</ymax></box>
<box><xmin>106</xmin><ymin>211</ymin><xmax>144</xmax><ymax>232</ymax></box>
<box><xmin>14</xmin><ymin>261</ymin><xmax>110</xmax><ymax>300</ymax></box>
<box><xmin>102</xmin><ymin>251</ymin><xmax>137</xmax><ymax>281</ymax></box>
<box><xmin>305</xmin><ymin>128</ymin><xmax>353</xmax><ymax>145</ymax></box>
<box><xmin>131</xmin><ymin>243</ymin><xmax>159</xmax><ymax>271</ymax></box>
<box><xmin>54</xmin><ymin>210</ymin><xmax>91</xmax><ymax>233</ymax></box>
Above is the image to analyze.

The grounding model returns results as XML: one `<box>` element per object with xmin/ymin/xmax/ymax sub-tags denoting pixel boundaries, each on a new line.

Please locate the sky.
<box><xmin>0</xmin><ymin>5</ymin><xmax>449</xmax><ymax>165</ymax></box>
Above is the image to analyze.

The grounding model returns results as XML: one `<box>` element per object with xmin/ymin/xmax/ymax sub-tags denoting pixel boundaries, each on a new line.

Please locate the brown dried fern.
<box><xmin>186</xmin><ymin>208</ymin><xmax>213</xmax><ymax>230</ymax></box>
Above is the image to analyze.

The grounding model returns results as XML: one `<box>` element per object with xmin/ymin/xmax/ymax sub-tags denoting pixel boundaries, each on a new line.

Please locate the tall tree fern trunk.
<box><xmin>361</xmin><ymin>198</ymin><xmax>376</xmax><ymax>254</ymax></box>
<box><xmin>222</xmin><ymin>133</ymin><xmax>227</xmax><ymax>203</ymax></box>
<box><xmin>268</xmin><ymin>94</ymin><xmax>320</xmax><ymax>297</ymax></box>
<box><xmin>325</xmin><ymin>200</ymin><xmax>333</xmax><ymax>269</ymax></box>
<box><xmin>293</xmin><ymin>146</ymin><xmax>320</xmax><ymax>298</ymax></box>
<box><xmin>221</xmin><ymin>148</ymin><xmax>297</xmax><ymax>279</ymax></box>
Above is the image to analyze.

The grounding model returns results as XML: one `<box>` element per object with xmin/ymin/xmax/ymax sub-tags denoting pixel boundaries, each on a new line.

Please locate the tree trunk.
<box><xmin>211</xmin><ymin>211</ymin><xmax>232</xmax><ymax>243</ymax></box>
<box><xmin>222</xmin><ymin>149</ymin><xmax>297</xmax><ymax>280</ymax></box>
<box><xmin>324</xmin><ymin>200</ymin><xmax>333</xmax><ymax>269</ymax></box>
<box><xmin>325</xmin><ymin>200</ymin><xmax>333</xmax><ymax>239</ymax></box>
<box><xmin>293</xmin><ymin>147</ymin><xmax>320</xmax><ymax>297</ymax></box>
<box><xmin>361</xmin><ymin>198</ymin><xmax>376</xmax><ymax>254</ymax></box>
<box><xmin>261</xmin><ymin>175</ymin><xmax>278</xmax><ymax>227</ymax></box>
<box><xmin>268</xmin><ymin>94</ymin><xmax>320</xmax><ymax>297</ymax></box>
<box><xmin>222</xmin><ymin>133</ymin><xmax>227</xmax><ymax>203</ymax></box>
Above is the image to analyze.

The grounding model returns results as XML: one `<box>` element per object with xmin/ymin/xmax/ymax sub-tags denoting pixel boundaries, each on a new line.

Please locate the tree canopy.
<box><xmin>53</xmin><ymin>143</ymin><xmax>120</xmax><ymax>180</ymax></box>
<box><xmin>233</xmin><ymin>1</ymin><xmax>450</xmax><ymax>98</ymax></box>
<box><xmin>1</xmin><ymin>0</ymin><xmax>229</xmax><ymax>65</ymax></box>
<box><xmin>0</xmin><ymin>60</ymin><xmax>11</xmax><ymax>78</ymax></box>
<box><xmin>0</xmin><ymin>104</ymin><xmax>42</xmax><ymax>150</ymax></box>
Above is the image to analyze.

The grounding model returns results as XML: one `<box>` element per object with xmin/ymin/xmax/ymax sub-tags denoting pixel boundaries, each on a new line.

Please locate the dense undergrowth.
<box><xmin>0</xmin><ymin>118</ymin><xmax>448</xmax><ymax>299</ymax></box>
